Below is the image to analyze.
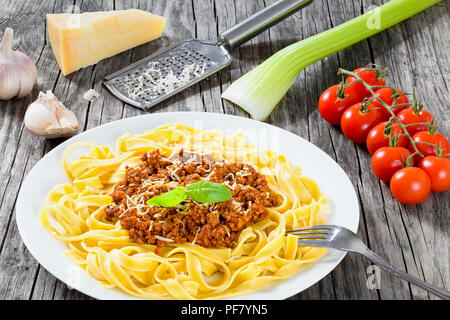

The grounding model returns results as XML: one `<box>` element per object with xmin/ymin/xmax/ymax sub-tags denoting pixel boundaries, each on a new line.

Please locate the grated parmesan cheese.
<box><xmin>155</xmin><ymin>235</ymin><xmax>174</xmax><ymax>242</ymax></box>
<box><xmin>224</xmin><ymin>173</ymin><xmax>235</xmax><ymax>180</ymax></box>
<box><xmin>191</xmin><ymin>227</ymin><xmax>201</xmax><ymax>245</ymax></box>
<box><xmin>236</xmin><ymin>170</ymin><xmax>251</xmax><ymax>177</ymax></box>
<box><xmin>83</xmin><ymin>89</ymin><xmax>100</xmax><ymax>101</ymax></box>
<box><xmin>122</xmin><ymin>60</ymin><xmax>210</xmax><ymax>101</ymax></box>
<box><xmin>170</xmin><ymin>169</ymin><xmax>181</xmax><ymax>181</ymax></box>
<box><xmin>224</xmin><ymin>226</ymin><xmax>230</xmax><ymax>238</ymax></box>
<box><xmin>119</xmin><ymin>194</ymin><xmax>152</xmax><ymax>216</ymax></box>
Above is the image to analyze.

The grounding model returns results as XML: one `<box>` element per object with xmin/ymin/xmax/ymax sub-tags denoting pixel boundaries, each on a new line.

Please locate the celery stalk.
<box><xmin>222</xmin><ymin>0</ymin><xmax>440</xmax><ymax>121</ymax></box>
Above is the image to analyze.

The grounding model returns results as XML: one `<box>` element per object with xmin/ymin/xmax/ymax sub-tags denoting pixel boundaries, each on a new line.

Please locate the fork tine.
<box><xmin>297</xmin><ymin>240</ymin><xmax>330</xmax><ymax>248</ymax></box>
<box><xmin>296</xmin><ymin>235</ymin><xmax>327</xmax><ymax>240</ymax></box>
<box><xmin>287</xmin><ymin>230</ymin><xmax>329</xmax><ymax>236</ymax></box>
<box><xmin>286</xmin><ymin>225</ymin><xmax>334</xmax><ymax>233</ymax></box>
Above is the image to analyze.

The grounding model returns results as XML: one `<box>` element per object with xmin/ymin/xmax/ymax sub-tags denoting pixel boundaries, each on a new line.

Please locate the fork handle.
<box><xmin>218</xmin><ymin>0</ymin><xmax>312</xmax><ymax>50</ymax></box>
<box><xmin>363</xmin><ymin>249</ymin><xmax>450</xmax><ymax>300</ymax></box>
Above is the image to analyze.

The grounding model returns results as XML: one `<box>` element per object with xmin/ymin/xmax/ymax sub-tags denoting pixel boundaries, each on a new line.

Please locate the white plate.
<box><xmin>16</xmin><ymin>112</ymin><xmax>359</xmax><ymax>300</ymax></box>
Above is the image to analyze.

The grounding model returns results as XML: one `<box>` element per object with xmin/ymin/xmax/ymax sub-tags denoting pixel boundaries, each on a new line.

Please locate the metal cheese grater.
<box><xmin>103</xmin><ymin>0</ymin><xmax>312</xmax><ymax>110</ymax></box>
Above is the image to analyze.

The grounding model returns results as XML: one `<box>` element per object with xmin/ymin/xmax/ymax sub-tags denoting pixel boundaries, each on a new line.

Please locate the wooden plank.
<box><xmin>361</xmin><ymin>0</ymin><xmax>450</xmax><ymax>300</ymax></box>
<box><xmin>265</xmin><ymin>0</ymin><xmax>377</xmax><ymax>300</ymax></box>
<box><xmin>40</xmin><ymin>0</ymin><xmax>203</xmax><ymax>299</ymax></box>
<box><xmin>3</xmin><ymin>0</ymin><xmax>119</xmax><ymax>300</ymax></box>
<box><xmin>191</xmin><ymin>0</ymin><xmax>225</xmax><ymax>114</ymax></box>
<box><xmin>0</xmin><ymin>0</ymin><xmax>76</xmax><ymax>300</ymax></box>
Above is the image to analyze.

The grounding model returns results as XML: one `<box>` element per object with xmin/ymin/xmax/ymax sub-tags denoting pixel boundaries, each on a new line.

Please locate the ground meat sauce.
<box><xmin>104</xmin><ymin>149</ymin><xmax>278</xmax><ymax>249</ymax></box>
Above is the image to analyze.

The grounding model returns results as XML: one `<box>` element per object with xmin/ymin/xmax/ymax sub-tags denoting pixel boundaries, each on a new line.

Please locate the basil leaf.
<box><xmin>146</xmin><ymin>187</ymin><xmax>187</xmax><ymax>207</ymax></box>
<box><xmin>185</xmin><ymin>181</ymin><xmax>232</xmax><ymax>203</ymax></box>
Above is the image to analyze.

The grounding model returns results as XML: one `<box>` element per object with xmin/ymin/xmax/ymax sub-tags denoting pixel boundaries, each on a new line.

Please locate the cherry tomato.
<box><xmin>397</xmin><ymin>107</ymin><xmax>434</xmax><ymax>136</ymax></box>
<box><xmin>409</xmin><ymin>130</ymin><xmax>450</xmax><ymax>163</ymax></box>
<box><xmin>346</xmin><ymin>67</ymin><xmax>386</xmax><ymax>99</ymax></box>
<box><xmin>418</xmin><ymin>156</ymin><xmax>450</xmax><ymax>192</ymax></box>
<box><xmin>370</xmin><ymin>88</ymin><xmax>410</xmax><ymax>121</ymax></box>
<box><xmin>371</xmin><ymin>147</ymin><xmax>412</xmax><ymax>182</ymax></box>
<box><xmin>390</xmin><ymin>167</ymin><xmax>431</xmax><ymax>204</ymax></box>
<box><xmin>366</xmin><ymin>121</ymin><xmax>408</xmax><ymax>155</ymax></box>
<box><xmin>318</xmin><ymin>84</ymin><xmax>362</xmax><ymax>125</ymax></box>
<box><xmin>341</xmin><ymin>103</ymin><xmax>383</xmax><ymax>143</ymax></box>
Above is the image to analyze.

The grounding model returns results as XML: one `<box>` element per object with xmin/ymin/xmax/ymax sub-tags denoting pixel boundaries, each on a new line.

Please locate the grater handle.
<box><xmin>218</xmin><ymin>0</ymin><xmax>312</xmax><ymax>50</ymax></box>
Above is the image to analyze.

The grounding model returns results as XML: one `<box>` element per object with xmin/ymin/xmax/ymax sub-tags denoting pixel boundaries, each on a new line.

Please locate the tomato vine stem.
<box><xmin>337</xmin><ymin>67</ymin><xmax>433</xmax><ymax>158</ymax></box>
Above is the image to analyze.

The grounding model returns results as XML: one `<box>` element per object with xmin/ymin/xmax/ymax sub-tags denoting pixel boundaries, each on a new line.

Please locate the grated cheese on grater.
<box><xmin>122</xmin><ymin>61</ymin><xmax>209</xmax><ymax>100</ymax></box>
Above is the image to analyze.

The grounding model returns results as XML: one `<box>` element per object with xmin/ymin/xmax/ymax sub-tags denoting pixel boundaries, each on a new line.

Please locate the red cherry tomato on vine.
<box><xmin>371</xmin><ymin>147</ymin><xmax>412</xmax><ymax>182</ymax></box>
<box><xmin>390</xmin><ymin>167</ymin><xmax>431</xmax><ymax>204</ymax></box>
<box><xmin>341</xmin><ymin>103</ymin><xmax>383</xmax><ymax>143</ymax></box>
<box><xmin>346</xmin><ymin>67</ymin><xmax>386</xmax><ymax>99</ymax></box>
<box><xmin>397</xmin><ymin>107</ymin><xmax>434</xmax><ymax>136</ymax></box>
<box><xmin>318</xmin><ymin>84</ymin><xmax>362</xmax><ymax>125</ymax></box>
<box><xmin>370</xmin><ymin>88</ymin><xmax>410</xmax><ymax>121</ymax></box>
<box><xmin>366</xmin><ymin>121</ymin><xmax>408</xmax><ymax>155</ymax></box>
<box><xmin>418</xmin><ymin>156</ymin><xmax>450</xmax><ymax>192</ymax></box>
<box><xmin>409</xmin><ymin>130</ymin><xmax>450</xmax><ymax>163</ymax></box>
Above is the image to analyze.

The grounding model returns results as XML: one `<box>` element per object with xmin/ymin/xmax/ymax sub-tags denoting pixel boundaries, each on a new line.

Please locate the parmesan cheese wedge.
<box><xmin>47</xmin><ymin>9</ymin><xmax>166</xmax><ymax>76</ymax></box>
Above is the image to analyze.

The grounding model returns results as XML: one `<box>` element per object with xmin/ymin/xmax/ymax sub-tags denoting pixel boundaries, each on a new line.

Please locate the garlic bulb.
<box><xmin>24</xmin><ymin>90</ymin><xmax>79</xmax><ymax>139</ymax></box>
<box><xmin>0</xmin><ymin>27</ymin><xmax>37</xmax><ymax>100</ymax></box>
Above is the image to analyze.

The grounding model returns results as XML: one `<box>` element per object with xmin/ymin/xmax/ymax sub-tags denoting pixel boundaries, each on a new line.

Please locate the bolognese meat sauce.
<box><xmin>105</xmin><ymin>150</ymin><xmax>278</xmax><ymax>249</ymax></box>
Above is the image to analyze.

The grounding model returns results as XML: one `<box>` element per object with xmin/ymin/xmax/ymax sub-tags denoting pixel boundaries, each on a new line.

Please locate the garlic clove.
<box><xmin>24</xmin><ymin>101</ymin><xmax>60</xmax><ymax>132</ymax></box>
<box><xmin>54</xmin><ymin>105</ymin><xmax>79</xmax><ymax>130</ymax></box>
<box><xmin>24</xmin><ymin>90</ymin><xmax>79</xmax><ymax>139</ymax></box>
<box><xmin>0</xmin><ymin>27</ymin><xmax>37</xmax><ymax>100</ymax></box>
<box><xmin>15</xmin><ymin>54</ymin><xmax>38</xmax><ymax>98</ymax></box>
<box><xmin>46</xmin><ymin>126</ymin><xmax>79</xmax><ymax>139</ymax></box>
<box><xmin>0</xmin><ymin>62</ymin><xmax>22</xmax><ymax>100</ymax></box>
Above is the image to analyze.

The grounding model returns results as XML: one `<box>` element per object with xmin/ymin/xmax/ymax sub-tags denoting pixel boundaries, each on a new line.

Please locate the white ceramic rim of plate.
<box><xmin>16</xmin><ymin>112</ymin><xmax>359</xmax><ymax>300</ymax></box>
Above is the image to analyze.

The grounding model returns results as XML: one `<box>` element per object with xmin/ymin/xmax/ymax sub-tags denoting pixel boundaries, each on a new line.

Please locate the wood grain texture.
<box><xmin>0</xmin><ymin>0</ymin><xmax>448</xmax><ymax>300</ymax></box>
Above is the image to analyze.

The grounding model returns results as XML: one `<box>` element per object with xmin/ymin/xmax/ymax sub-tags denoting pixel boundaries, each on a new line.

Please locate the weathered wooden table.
<box><xmin>0</xmin><ymin>0</ymin><xmax>448</xmax><ymax>300</ymax></box>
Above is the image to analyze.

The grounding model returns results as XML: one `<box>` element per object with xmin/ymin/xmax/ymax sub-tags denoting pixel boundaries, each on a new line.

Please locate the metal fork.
<box><xmin>286</xmin><ymin>225</ymin><xmax>450</xmax><ymax>300</ymax></box>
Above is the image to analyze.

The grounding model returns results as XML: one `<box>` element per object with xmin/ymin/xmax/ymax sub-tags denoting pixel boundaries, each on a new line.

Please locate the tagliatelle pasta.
<box><xmin>40</xmin><ymin>123</ymin><xmax>329</xmax><ymax>299</ymax></box>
